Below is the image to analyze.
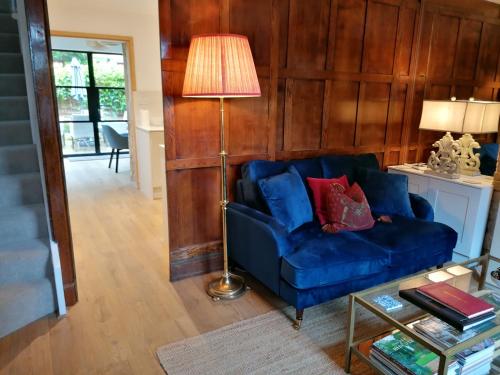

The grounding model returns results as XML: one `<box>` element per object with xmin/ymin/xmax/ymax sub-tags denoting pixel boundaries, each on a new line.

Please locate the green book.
<box><xmin>373</xmin><ymin>331</ymin><xmax>456</xmax><ymax>375</ymax></box>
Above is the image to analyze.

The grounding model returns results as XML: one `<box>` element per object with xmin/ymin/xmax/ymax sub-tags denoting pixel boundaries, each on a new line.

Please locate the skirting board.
<box><xmin>170</xmin><ymin>241</ymin><xmax>223</xmax><ymax>281</ymax></box>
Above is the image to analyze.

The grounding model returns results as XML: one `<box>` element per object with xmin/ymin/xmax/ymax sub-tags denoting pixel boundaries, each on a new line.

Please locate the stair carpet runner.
<box><xmin>0</xmin><ymin>0</ymin><xmax>57</xmax><ymax>338</ymax></box>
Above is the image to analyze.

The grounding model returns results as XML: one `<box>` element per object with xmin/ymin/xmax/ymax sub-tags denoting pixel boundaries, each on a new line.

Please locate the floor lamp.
<box><xmin>182</xmin><ymin>34</ymin><xmax>261</xmax><ymax>300</ymax></box>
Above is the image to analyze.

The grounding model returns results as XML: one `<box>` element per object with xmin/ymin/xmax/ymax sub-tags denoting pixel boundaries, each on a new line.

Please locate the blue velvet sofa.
<box><xmin>227</xmin><ymin>153</ymin><xmax>458</xmax><ymax>327</ymax></box>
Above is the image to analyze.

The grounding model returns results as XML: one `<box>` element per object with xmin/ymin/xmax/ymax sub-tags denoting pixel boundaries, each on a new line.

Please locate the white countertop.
<box><xmin>389</xmin><ymin>164</ymin><xmax>494</xmax><ymax>189</ymax></box>
<box><xmin>136</xmin><ymin>123</ymin><xmax>164</xmax><ymax>132</ymax></box>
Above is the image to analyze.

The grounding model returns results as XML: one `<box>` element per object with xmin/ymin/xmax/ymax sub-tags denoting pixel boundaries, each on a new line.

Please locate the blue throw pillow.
<box><xmin>356</xmin><ymin>167</ymin><xmax>415</xmax><ymax>219</ymax></box>
<box><xmin>257</xmin><ymin>166</ymin><xmax>313</xmax><ymax>232</ymax></box>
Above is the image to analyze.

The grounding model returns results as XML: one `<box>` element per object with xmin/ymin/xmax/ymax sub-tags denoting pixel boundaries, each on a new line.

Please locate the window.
<box><xmin>52</xmin><ymin>50</ymin><xmax>128</xmax><ymax>156</ymax></box>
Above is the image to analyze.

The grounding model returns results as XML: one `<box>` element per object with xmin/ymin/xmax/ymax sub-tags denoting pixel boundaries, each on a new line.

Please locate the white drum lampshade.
<box><xmin>419</xmin><ymin>100</ymin><xmax>467</xmax><ymax>132</ymax></box>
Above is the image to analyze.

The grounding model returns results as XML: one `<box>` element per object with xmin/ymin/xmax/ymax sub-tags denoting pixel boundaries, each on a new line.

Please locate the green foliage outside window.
<box><xmin>52</xmin><ymin>51</ymin><xmax>127</xmax><ymax>117</ymax></box>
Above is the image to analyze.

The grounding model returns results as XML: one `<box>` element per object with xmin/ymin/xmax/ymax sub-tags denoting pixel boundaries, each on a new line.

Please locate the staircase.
<box><xmin>0</xmin><ymin>0</ymin><xmax>57</xmax><ymax>338</ymax></box>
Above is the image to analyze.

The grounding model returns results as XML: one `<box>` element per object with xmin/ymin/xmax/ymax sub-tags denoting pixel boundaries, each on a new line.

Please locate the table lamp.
<box><xmin>182</xmin><ymin>34</ymin><xmax>261</xmax><ymax>300</ymax></box>
<box><xmin>419</xmin><ymin>99</ymin><xmax>465</xmax><ymax>178</ymax></box>
<box><xmin>457</xmin><ymin>99</ymin><xmax>500</xmax><ymax>175</ymax></box>
<box><xmin>419</xmin><ymin>98</ymin><xmax>500</xmax><ymax>177</ymax></box>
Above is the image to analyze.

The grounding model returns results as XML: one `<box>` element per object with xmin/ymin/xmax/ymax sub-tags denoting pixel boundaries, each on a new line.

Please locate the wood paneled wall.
<box><xmin>160</xmin><ymin>0</ymin><xmax>500</xmax><ymax>281</ymax></box>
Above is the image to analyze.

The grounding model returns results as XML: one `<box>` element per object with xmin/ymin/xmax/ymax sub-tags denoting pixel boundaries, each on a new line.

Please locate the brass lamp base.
<box><xmin>207</xmin><ymin>273</ymin><xmax>246</xmax><ymax>301</ymax></box>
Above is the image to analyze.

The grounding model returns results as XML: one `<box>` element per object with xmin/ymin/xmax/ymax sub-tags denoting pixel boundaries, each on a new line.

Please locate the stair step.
<box><xmin>0</xmin><ymin>279</ymin><xmax>56</xmax><ymax>338</ymax></box>
<box><xmin>0</xmin><ymin>14</ymin><xmax>17</xmax><ymax>33</ymax></box>
<box><xmin>0</xmin><ymin>239</ymin><xmax>51</xmax><ymax>284</ymax></box>
<box><xmin>0</xmin><ymin>172</ymin><xmax>43</xmax><ymax>208</ymax></box>
<box><xmin>0</xmin><ymin>144</ymin><xmax>39</xmax><ymax>175</ymax></box>
<box><xmin>0</xmin><ymin>96</ymin><xmax>29</xmax><ymax>121</ymax></box>
<box><xmin>0</xmin><ymin>52</ymin><xmax>23</xmax><ymax>73</ymax></box>
<box><xmin>0</xmin><ymin>32</ymin><xmax>19</xmax><ymax>53</ymax></box>
<box><xmin>0</xmin><ymin>74</ymin><xmax>26</xmax><ymax>96</ymax></box>
<box><xmin>0</xmin><ymin>204</ymin><xmax>48</xmax><ymax>243</ymax></box>
<box><xmin>0</xmin><ymin>120</ymin><xmax>32</xmax><ymax>145</ymax></box>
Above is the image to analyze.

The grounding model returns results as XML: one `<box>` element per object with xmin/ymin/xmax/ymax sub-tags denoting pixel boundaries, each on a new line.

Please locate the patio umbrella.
<box><xmin>70</xmin><ymin>57</ymin><xmax>86</xmax><ymax>100</ymax></box>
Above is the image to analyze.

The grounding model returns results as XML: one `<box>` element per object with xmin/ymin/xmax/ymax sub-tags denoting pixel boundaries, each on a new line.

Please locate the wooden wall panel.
<box><xmin>323</xmin><ymin>81</ymin><xmax>359</xmax><ymax>148</ymax></box>
<box><xmin>362</xmin><ymin>1</ymin><xmax>399</xmax><ymax>74</ymax></box>
<box><xmin>284</xmin><ymin>80</ymin><xmax>324</xmax><ymax>150</ymax></box>
<box><xmin>174</xmin><ymin>99</ymin><xmax>220</xmax><ymax>159</ymax></box>
<box><xmin>332</xmin><ymin>0</ymin><xmax>366</xmax><ymax>73</ymax></box>
<box><xmin>160</xmin><ymin>0</ymin><xmax>500</xmax><ymax>280</ymax></box>
<box><xmin>454</xmin><ymin>19</ymin><xmax>482</xmax><ymax>80</ymax></box>
<box><xmin>170</xmin><ymin>0</ymin><xmax>220</xmax><ymax>59</ymax></box>
<box><xmin>286</xmin><ymin>0</ymin><xmax>330</xmax><ymax>70</ymax></box>
<box><xmin>167</xmin><ymin>168</ymin><xmax>221</xmax><ymax>250</ymax></box>
<box><xmin>477</xmin><ymin>23</ymin><xmax>500</xmax><ymax>82</ymax></box>
<box><xmin>356</xmin><ymin>83</ymin><xmax>391</xmax><ymax>146</ymax></box>
<box><xmin>395</xmin><ymin>7</ymin><xmax>417</xmax><ymax>76</ymax></box>
<box><xmin>228</xmin><ymin>78</ymin><xmax>270</xmax><ymax>155</ymax></box>
<box><xmin>428</xmin><ymin>15</ymin><xmax>460</xmax><ymax>80</ymax></box>
<box><xmin>230</xmin><ymin>0</ymin><xmax>272</xmax><ymax>66</ymax></box>
<box><xmin>386</xmin><ymin>83</ymin><xmax>408</xmax><ymax>146</ymax></box>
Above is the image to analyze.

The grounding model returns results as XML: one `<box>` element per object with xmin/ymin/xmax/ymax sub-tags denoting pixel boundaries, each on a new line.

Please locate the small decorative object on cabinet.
<box><xmin>419</xmin><ymin>98</ymin><xmax>500</xmax><ymax>177</ymax></box>
<box><xmin>389</xmin><ymin>165</ymin><xmax>493</xmax><ymax>262</ymax></box>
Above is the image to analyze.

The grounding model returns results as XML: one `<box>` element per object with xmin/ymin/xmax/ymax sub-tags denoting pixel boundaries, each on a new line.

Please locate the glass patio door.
<box><xmin>52</xmin><ymin>50</ymin><xmax>128</xmax><ymax>156</ymax></box>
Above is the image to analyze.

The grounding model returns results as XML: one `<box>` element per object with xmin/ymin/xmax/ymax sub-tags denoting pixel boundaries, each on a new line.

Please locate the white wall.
<box><xmin>46</xmin><ymin>0</ymin><xmax>164</xmax><ymax>125</ymax></box>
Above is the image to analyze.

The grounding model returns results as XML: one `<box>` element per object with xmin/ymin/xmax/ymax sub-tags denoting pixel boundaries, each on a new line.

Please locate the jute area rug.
<box><xmin>157</xmin><ymin>296</ymin><xmax>381</xmax><ymax>375</ymax></box>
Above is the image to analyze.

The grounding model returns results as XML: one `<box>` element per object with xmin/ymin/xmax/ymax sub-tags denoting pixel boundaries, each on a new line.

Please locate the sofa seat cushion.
<box><xmin>281</xmin><ymin>227</ymin><xmax>390</xmax><ymax>290</ymax></box>
<box><xmin>350</xmin><ymin>216</ymin><xmax>457</xmax><ymax>267</ymax></box>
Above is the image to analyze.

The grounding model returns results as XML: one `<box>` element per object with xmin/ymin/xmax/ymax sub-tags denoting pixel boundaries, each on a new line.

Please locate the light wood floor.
<box><xmin>0</xmin><ymin>158</ymin><xmax>372</xmax><ymax>375</ymax></box>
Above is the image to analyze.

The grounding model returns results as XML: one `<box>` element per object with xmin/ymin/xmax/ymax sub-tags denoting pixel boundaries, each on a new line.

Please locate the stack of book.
<box><xmin>370</xmin><ymin>331</ymin><xmax>460</xmax><ymax>375</ymax></box>
<box><xmin>454</xmin><ymin>338</ymin><xmax>495</xmax><ymax>374</ymax></box>
<box><xmin>414</xmin><ymin>317</ymin><xmax>497</xmax><ymax>374</ymax></box>
<box><xmin>399</xmin><ymin>282</ymin><xmax>495</xmax><ymax>331</ymax></box>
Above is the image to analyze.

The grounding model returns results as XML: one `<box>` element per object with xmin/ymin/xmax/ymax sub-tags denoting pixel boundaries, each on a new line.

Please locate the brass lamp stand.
<box><xmin>182</xmin><ymin>34</ymin><xmax>261</xmax><ymax>301</ymax></box>
<box><xmin>207</xmin><ymin>98</ymin><xmax>246</xmax><ymax>301</ymax></box>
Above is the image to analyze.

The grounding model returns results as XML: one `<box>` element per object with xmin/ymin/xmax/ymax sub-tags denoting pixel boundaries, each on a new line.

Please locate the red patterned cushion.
<box><xmin>307</xmin><ymin>175</ymin><xmax>349</xmax><ymax>225</ymax></box>
<box><xmin>323</xmin><ymin>182</ymin><xmax>375</xmax><ymax>233</ymax></box>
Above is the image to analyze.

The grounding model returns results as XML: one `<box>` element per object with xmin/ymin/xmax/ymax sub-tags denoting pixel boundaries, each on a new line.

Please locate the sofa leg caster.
<box><xmin>437</xmin><ymin>264</ymin><xmax>443</xmax><ymax>269</ymax></box>
<box><xmin>293</xmin><ymin>309</ymin><xmax>304</xmax><ymax>330</ymax></box>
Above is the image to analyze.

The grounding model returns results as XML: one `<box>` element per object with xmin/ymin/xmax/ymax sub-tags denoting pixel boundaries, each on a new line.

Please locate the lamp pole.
<box><xmin>207</xmin><ymin>97</ymin><xmax>246</xmax><ymax>300</ymax></box>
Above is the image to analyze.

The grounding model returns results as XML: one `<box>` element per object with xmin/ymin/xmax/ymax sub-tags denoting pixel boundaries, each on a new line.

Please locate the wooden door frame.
<box><xmin>23</xmin><ymin>0</ymin><xmax>77</xmax><ymax>305</ymax></box>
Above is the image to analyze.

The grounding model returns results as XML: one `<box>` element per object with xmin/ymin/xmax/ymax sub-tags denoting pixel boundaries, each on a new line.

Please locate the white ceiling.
<box><xmin>47</xmin><ymin>0</ymin><xmax>158</xmax><ymax>17</ymax></box>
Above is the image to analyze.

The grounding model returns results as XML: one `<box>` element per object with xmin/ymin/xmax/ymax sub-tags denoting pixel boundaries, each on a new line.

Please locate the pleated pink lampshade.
<box><xmin>182</xmin><ymin>34</ymin><xmax>261</xmax><ymax>98</ymax></box>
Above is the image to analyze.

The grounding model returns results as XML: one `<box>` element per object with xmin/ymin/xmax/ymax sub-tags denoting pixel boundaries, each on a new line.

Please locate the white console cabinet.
<box><xmin>388</xmin><ymin>165</ymin><xmax>494</xmax><ymax>262</ymax></box>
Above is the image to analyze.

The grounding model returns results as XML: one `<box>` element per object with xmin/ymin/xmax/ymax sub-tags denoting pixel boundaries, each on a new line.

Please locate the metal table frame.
<box><xmin>344</xmin><ymin>254</ymin><xmax>500</xmax><ymax>374</ymax></box>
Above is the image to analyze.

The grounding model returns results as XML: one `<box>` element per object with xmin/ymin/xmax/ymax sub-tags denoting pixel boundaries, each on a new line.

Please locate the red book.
<box><xmin>417</xmin><ymin>282</ymin><xmax>494</xmax><ymax>319</ymax></box>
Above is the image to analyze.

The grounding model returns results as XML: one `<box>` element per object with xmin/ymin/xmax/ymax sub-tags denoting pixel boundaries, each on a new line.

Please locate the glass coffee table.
<box><xmin>344</xmin><ymin>254</ymin><xmax>500</xmax><ymax>375</ymax></box>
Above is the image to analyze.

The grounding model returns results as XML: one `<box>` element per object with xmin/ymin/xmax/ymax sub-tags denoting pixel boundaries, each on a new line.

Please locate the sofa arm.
<box><xmin>227</xmin><ymin>202</ymin><xmax>292</xmax><ymax>294</ymax></box>
<box><xmin>409</xmin><ymin>193</ymin><xmax>434</xmax><ymax>221</ymax></box>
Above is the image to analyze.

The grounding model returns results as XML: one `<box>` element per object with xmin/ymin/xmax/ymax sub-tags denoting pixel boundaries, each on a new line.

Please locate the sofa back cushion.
<box><xmin>241</xmin><ymin>158</ymin><xmax>321</xmax><ymax>212</ymax></box>
<box><xmin>356</xmin><ymin>168</ymin><xmax>415</xmax><ymax>219</ymax></box>
<box><xmin>257</xmin><ymin>166</ymin><xmax>313</xmax><ymax>232</ymax></box>
<box><xmin>239</xmin><ymin>153</ymin><xmax>378</xmax><ymax>212</ymax></box>
<box><xmin>320</xmin><ymin>154</ymin><xmax>379</xmax><ymax>183</ymax></box>
<box><xmin>477</xmin><ymin>143</ymin><xmax>499</xmax><ymax>176</ymax></box>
